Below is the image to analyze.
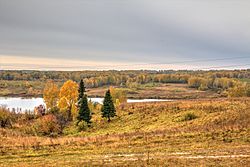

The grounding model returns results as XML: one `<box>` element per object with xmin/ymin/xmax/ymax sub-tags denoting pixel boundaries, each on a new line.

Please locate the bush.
<box><xmin>182</xmin><ymin>113</ymin><xmax>198</xmax><ymax>121</ymax></box>
<box><xmin>34</xmin><ymin>114</ymin><xmax>61</xmax><ymax>136</ymax></box>
<box><xmin>227</xmin><ymin>83</ymin><xmax>250</xmax><ymax>97</ymax></box>
<box><xmin>19</xmin><ymin>111</ymin><xmax>35</xmax><ymax>123</ymax></box>
<box><xmin>188</xmin><ymin>77</ymin><xmax>205</xmax><ymax>89</ymax></box>
<box><xmin>53</xmin><ymin>112</ymin><xmax>68</xmax><ymax>130</ymax></box>
<box><xmin>76</xmin><ymin>120</ymin><xmax>88</xmax><ymax>132</ymax></box>
<box><xmin>0</xmin><ymin>108</ymin><xmax>13</xmax><ymax>128</ymax></box>
<box><xmin>47</xmin><ymin>106</ymin><xmax>60</xmax><ymax>114</ymax></box>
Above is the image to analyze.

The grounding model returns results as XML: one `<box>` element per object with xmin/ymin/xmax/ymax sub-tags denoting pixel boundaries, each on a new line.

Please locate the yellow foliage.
<box><xmin>115</xmin><ymin>99</ymin><xmax>120</xmax><ymax>107</ymax></box>
<box><xmin>58</xmin><ymin>80</ymin><xmax>78</xmax><ymax>119</ymax></box>
<box><xmin>58</xmin><ymin>96</ymin><xmax>68</xmax><ymax>110</ymax></box>
<box><xmin>43</xmin><ymin>80</ymin><xmax>59</xmax><ymax>110</ymax></box>
<box><xmin>71</xmin><ymin>104</ymin><xmax>78</xmax><ymax>120</ymax></box>
<box><xmin>228</xmin><ymin>82</ymin><xmax>250</xmax><ymax>97</ymax></box>
<box><xmin>110</xmin><ymin>86</ymin><xmax>127</xmax><ymax>107</ymax></box>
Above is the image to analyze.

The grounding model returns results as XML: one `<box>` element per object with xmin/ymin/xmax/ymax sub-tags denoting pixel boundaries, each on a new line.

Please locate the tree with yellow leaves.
<box><xmin>109</xmin><ymin>86</ymin><xmax>127</xmax><ymax>108</ymax></box>
<box><xmin>43</xmin><ymin>80</ymin><xmax>59</xmax><ymax>112</ymax></box>
<box><xmin>228</xmin><ymin>82</ymin><xmax>250</xmax><ymax>97</ymax></box>
<box><xmin>58</xmin><ymin>80</ymin><xmax>78</xmax><ymax>121</ymax></box>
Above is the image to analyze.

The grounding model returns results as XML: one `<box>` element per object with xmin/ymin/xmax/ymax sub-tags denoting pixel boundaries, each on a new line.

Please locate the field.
<box><xmin>0</xmin><ymin>80</ymin><xmax>219</xmax><ymax>99</ymax></box>
<box><xmin>1</xmin><ymin>98</ymin><xmax>249</xmax><ymax>166</ymax></box>
<box><xmin>87</xmin><ymin>83</ymin><xmax>219</xmax><ymax>99</ymax></box>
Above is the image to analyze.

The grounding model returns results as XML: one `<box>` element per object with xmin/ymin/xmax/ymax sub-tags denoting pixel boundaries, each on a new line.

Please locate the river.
<box><xmin>0</xmin><ymin>97</ymin><xmax>171</xmax><ymax>112</ymax></box>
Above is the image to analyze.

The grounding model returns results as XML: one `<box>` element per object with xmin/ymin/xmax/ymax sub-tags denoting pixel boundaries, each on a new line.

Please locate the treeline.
<box><xmin>188</xmin><ymin>77</ymin><xmax>236</xmax><ymax>90</ymax></box>
<box><xmin>188</xmin><ymin>76</ymin><xmax>250</xmax><ymax>96</ymax></box>
<box><xmin>1</xmin><ymin>70</ymin><xmax>250</xmax><ymax>89</ymax></box>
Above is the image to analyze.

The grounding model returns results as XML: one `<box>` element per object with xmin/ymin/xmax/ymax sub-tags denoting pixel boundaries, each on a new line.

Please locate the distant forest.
<box><xmin>1</xmin><ymin>70</ymin><xmax>250</xmax><ymax>91</ymax></box>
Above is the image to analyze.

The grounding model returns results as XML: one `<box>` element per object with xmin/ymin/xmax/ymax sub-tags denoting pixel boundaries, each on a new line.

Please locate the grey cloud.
<box><xmin>0</xmin><ymin>0</ymin><xmax>250</xmax><ymax>69</ymax></box>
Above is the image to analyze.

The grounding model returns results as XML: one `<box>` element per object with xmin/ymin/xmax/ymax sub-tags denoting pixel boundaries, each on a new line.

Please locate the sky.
<box><xmin>0</xmin><ymin>0</ymin><xmax>250</xmax><ymax>70</ymax></box>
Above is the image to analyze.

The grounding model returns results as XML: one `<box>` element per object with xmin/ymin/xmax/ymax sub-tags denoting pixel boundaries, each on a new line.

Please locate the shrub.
<box><xmin>77</xmin><ymin>120</ymin><xmax>88</xmax><ymax>132</ymax></box>
<box><xmin>53</xmin><ymin>111</ymin><xmax>69</xmax><ymax>130</ymax></box>
<box><xmin>0</xmin><ymin>108</ymin><xmax>13</xmax><ymax>128</ymax></box>
<box><xmin>227</xmin><ymin>82</ymin><xmax>250</xmax><ymax>97</ymax></box>
<box><xmin>182</xmin><ymin>113</ymin><xmax>198</xmax><ymax>121</ymax></box>
<box><xmin>47</xmin><ymin>106</ymin><xmax>60</xmax><ymax>114</ymax></box>
<box><xmin>19</xmin><ymin>111</ymin><xmax>35</xmax><ymax>122</ymax></box>
<box><xmin>34</xmin><ymin>114</ymin><xmax>61</xmax><ymax>136</ymax></box>
<box><xmin>188</xmin><ymin>77</ymin><xmax>204</xmax><ymax>89</ymax></box>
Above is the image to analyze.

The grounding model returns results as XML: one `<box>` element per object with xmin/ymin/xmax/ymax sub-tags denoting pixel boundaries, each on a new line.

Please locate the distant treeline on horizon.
<box><xmin>0</xmin><ymin>69</ymin><xmax>249</xmax><ymax>89</ymax></box>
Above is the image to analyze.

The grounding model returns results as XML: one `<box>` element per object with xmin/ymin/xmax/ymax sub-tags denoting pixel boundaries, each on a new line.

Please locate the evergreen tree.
<box><xmin>101</xmin><ymin>89</ymin><xmax>116</xmax><ymax>122</ymax></box>
<box><xmin>78</xmin><ymin>79</ymin><xmax>86</xmax><ymax>105</ymax></box>
<box><xmin>77</xmin><ymin>95</ymin><xmax>91</xmax><ymax>124</ymax></box>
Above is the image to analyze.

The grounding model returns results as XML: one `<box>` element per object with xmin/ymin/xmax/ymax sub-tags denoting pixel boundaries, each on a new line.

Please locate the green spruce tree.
<box><xmin>101</xmin><ymin>89</ymin><xmax>116</xmax><ymax>122</ymax></box>
<box><xmin>78</xmin><ymin>79</ymin><xmax>86</xmax><ymax>106</ymax></box>
<box><xmin>77</xmin><ymin>79</ymin><xmax>91</xmax><ymax>126</ymax></box>
<box><xmin>77</xmin><ymin>95</ymin><xmax>91</xmax><ymax>124</ymax></box>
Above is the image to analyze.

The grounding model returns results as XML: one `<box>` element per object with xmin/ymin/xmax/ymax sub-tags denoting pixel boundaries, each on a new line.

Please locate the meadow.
<box><xmin>1</xmin><ymin>98</ymin><xmax>249</xmax><ymax>166</ymax></box>
<box><xmin>0</xmin><ymin>70</ymin><xmax>249</xmax><ymax>166</ymax></box>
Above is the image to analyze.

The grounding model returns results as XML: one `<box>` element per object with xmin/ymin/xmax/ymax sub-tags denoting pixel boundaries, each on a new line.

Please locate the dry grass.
<box><xmin>0</xmin><ymin>80</ymin><xmax>219</xmax><ymax>99</ymax></box>
<box><xmin>0</xmin><ymin>98</ymin><xmax>250</xmax><ymax>166</ymax></box>
<box><xmin>86</xmin><ymin>83</ymin><xmax>220</xmax><ymax>99</ymax></box>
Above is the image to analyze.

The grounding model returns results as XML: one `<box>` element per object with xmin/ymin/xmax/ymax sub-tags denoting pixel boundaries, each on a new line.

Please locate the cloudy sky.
<box><xmin>0</xmin><ymin>0</ymin><xmax>250</xmax><ymax>70</ymax></box>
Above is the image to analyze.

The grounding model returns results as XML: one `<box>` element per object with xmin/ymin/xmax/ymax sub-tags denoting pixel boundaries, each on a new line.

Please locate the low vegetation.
<box><xmin>0</xmin><ymin>98</ymin><xmax>249</xmax><ymax>166</ymax></box>
<box><xmin>0</xmin><ymin>71</ymin><xmax>250</xmax><ymax>166</ymax></box>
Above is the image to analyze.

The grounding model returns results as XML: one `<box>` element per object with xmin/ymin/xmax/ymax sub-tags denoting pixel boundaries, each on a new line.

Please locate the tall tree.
<box><xmin>58</xmin><ymin>80</ymin><xmax>78</xmax><ymax>121</ymax></box>
<box><xmin>43</xmin><ymin>80</ymin><xmax>59</xmax><ymax>111</ymax></box>
<box><xmin>101</xmin><ymin>89</ymin><xmax>116</xmax><ymax>122</ymax></box>
<box><xmin>109</xmin><ymin>86</ymin><xmax>127</xmax><ymax>107</ymax></box>
<box><xmin>77</xmin><ymin>95</ymin><xmax>91</xmax><ymax>125</ymax></box>
<box><xmin>78</xmin><ymin>79</ymin><xmax>86</xmax><ymax>102</ymax></box>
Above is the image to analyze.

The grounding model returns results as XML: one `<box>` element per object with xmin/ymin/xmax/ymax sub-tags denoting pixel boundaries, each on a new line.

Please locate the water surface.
<box><xmin>0</xmin><ymin>97</ymin><xmax>171</xmax><ymax>112</ymax></box>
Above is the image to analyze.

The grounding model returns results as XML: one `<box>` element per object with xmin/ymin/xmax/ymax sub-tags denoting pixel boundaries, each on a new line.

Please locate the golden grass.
<box><xmin>84</xmin><ymin>83</ymin><xmax>219</xmax><ymax>99</ymax></box>
<box><xmin>0</xmin><ymin>98</ymin><xmax>250</xmax><ymax>166</ymax></box>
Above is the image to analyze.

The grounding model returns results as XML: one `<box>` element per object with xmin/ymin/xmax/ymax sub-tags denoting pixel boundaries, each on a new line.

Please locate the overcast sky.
<box><xmin>0</xmin><ymin>0</ymin><xmax>250</xmax><ymax>70</ymax></box>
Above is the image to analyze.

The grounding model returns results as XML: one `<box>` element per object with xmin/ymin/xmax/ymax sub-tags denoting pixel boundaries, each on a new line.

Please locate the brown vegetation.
<box><xmin>0</xmin><ymin>98</ymin><xmax>249</xmax><ymax>166</ymax></box>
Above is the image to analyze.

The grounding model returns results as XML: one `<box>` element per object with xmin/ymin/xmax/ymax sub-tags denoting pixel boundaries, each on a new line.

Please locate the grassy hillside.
<box><xmin>0</xmin><ymin>98</ymin><xmax>249</xmax><ymax>166</ymax></box>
